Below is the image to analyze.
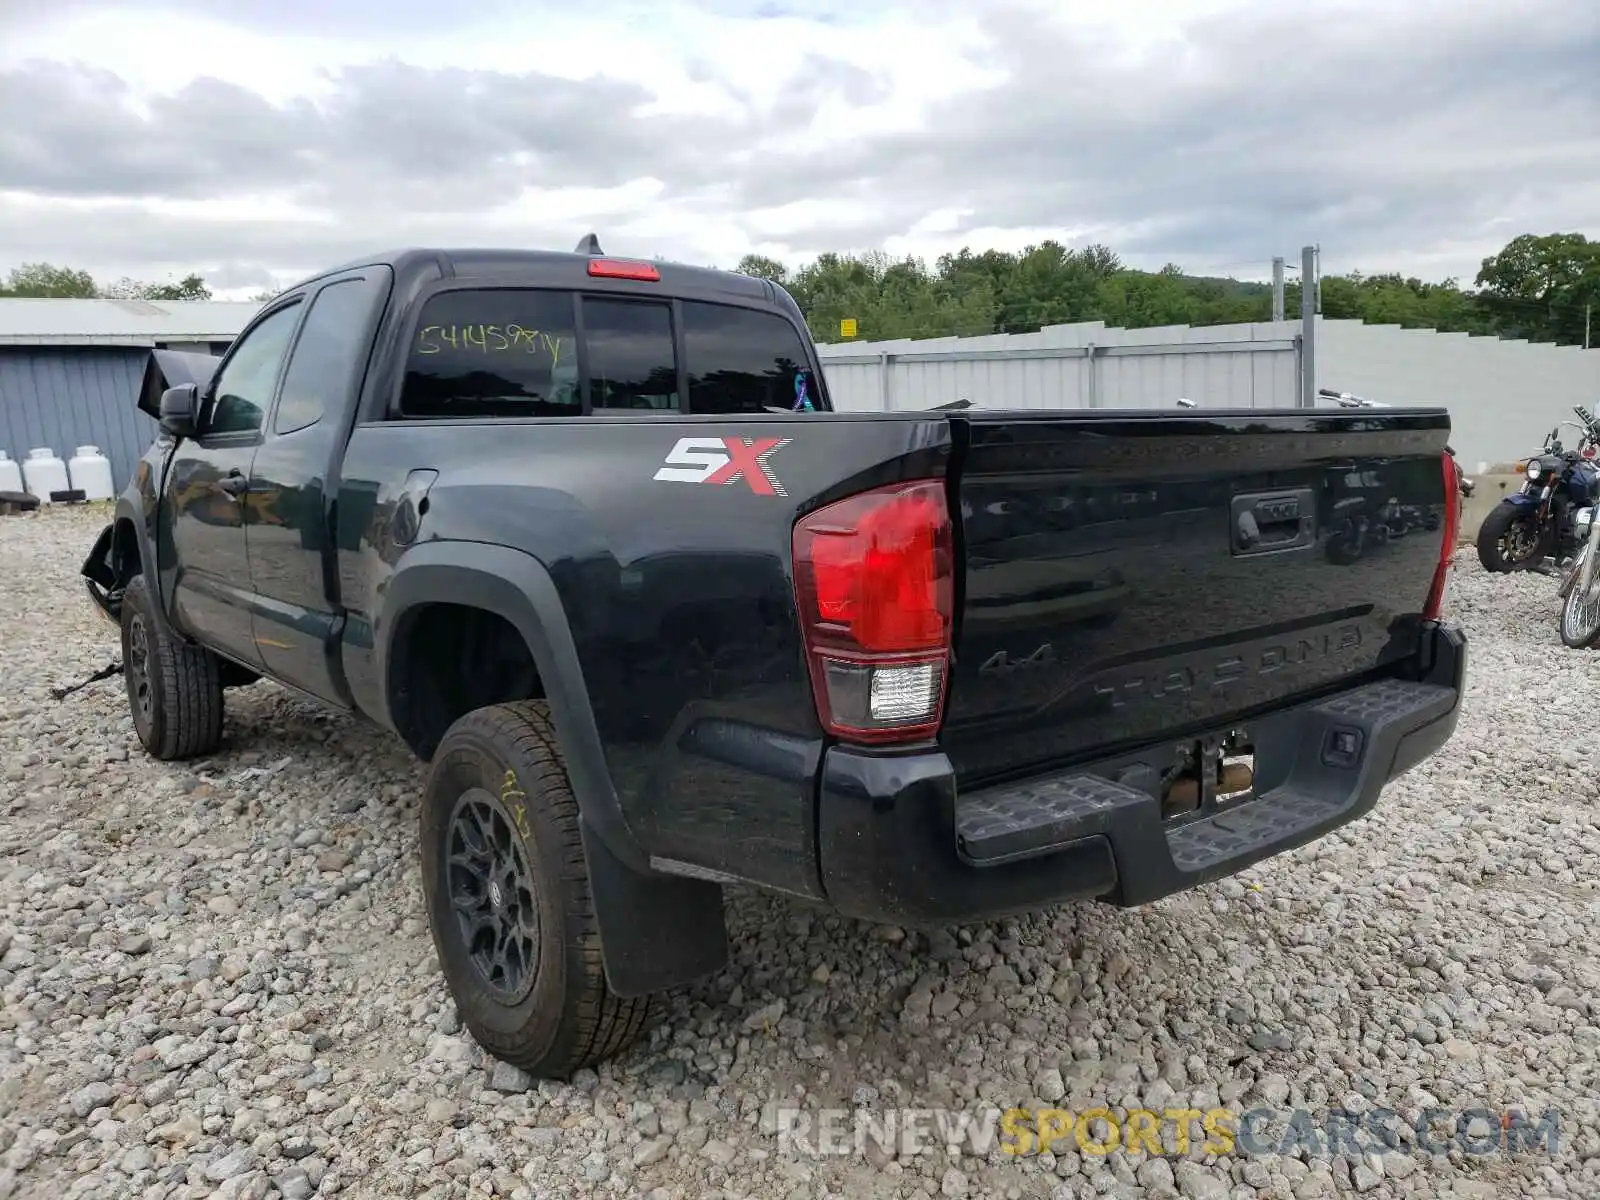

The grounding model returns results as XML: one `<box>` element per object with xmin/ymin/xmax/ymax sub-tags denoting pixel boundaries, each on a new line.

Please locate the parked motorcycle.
<box><xmin>1476</xmin><ymin>406</ymin><xmax>1600</xmax><ymax>573</ymax></box>
<box><xmin>1558</xmin><ymin>502</ymin><xmax>1600</xmax><ymax>647</ymax></box>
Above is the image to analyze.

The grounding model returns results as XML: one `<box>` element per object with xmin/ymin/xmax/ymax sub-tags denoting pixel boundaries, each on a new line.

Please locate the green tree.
<box><xmin>1</xmin><ymin>262</ymin><xmax>213</xmax><ymax>301</ymax></box>
<box><xmin>102</xmin><ymin>272</ymin><xmax>213</xmax><ymax>301</ymax></box>
<box><xmin>734</xmin><ymin>254</ymin><xmax>789</xmax><ymax>284</ymax></box>
<box><xmin>143</xmin><ymin>273</ymin><xmax>212</xmax><ymax>302</ymax></box>
<box><xmin>0</xmin><ymin>262</ymin><xmax>98</xmax><ymax>297</ymax></box>
<box><xmin>1475</xmin><ymin>233</ymin><xmax>1600</xmax><ymax>346</ymax></box>
<box><xmin>1096</xmin><ymin>264</ymin><xmax>1199</xmax><ymax>329</ymax></box>
<box><xmin>765</xmin><ymin>233</ymin><xmax>1599</xmax><ymax>344</ymax></box>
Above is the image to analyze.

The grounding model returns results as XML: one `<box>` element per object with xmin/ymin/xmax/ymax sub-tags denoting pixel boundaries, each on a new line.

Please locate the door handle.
<box><xmin>218</xmin><ymin>472</ymin><xmax>248</xmax><ymax>498</ymax></box>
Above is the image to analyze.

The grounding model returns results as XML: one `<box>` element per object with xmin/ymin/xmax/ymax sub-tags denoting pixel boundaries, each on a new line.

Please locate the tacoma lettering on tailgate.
<box><xmin>1093</xmin><ymin>625</ymin><xmax>1365</xmax><ymax>709</ymax></box>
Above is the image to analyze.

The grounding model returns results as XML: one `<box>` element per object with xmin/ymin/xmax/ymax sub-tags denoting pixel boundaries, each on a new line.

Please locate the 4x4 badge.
<box><xmin>654</xmin><ymin>436</ymin><xmax>793</xmax><ymax>497</ymax></box>
<box><xmin>979</xmin><ymin>643</ymin><xmax>1056</xmax><ymax>676</ymax></box>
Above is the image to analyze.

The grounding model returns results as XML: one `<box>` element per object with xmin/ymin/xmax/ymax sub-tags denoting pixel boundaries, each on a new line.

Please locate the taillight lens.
<box><xmin>1425</xmin><ymin>450</ymin><xmax>1461</xmax><ymax>621</ymax></box>
<box><xmin>792</xmin><ymin>480</ymin><xmax>953</xmax><ymax>743</ymax></box>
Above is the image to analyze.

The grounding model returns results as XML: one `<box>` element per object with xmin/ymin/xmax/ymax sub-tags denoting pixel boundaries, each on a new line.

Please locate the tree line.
<box><xmin>735</xmin><ymin>231</ymin><xmax>1599</xmax><ymax>348</ymax></box>
<box><xmin>0</xmin><ymin>262</ymin><xmax>214</xmax><ymax>302</ymax></box>
<box><xmin>4</xmin><ymin>231</ymin><xmax>1594</xmax><ymax>347</ymax></box>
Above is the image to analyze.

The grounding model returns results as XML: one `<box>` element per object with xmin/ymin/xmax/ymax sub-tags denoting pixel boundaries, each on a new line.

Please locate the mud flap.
<box><xmin>579</xmin><ymin>817</ymin><xmax>729</xmax><ymax>997</ymax></box>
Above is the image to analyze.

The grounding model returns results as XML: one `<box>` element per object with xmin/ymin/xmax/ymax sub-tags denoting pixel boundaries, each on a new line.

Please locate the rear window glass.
<box><xmin>400</xmin><ymin>290</ymin><xmax>578</xmax><ymax>417</ymax></box>
<box><xmin>683</xmin><ymin>301</ymin><xmax>816</xmax><ymax>414</ymax></box>
<box><xmin>583</xmin><ymin>299</ymin><xmax>679</xmax><ymax>411</ymax></box>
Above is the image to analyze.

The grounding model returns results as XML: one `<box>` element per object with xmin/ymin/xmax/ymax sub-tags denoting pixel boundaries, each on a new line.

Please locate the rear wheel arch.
<box><xmin>384</xmin><ymin>541</ymin><xmax>729</xmax><ymax>999</ymax></box>
<box><xmin>380</xmin><ymin>542</ymin><xmax>642</xmax><ymax>870</ymax></box>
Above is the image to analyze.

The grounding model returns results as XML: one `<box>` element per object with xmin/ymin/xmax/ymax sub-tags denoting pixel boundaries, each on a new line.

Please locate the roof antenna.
<box><xmin>574</xmin><ymin>233</ymin><xmax>603</xmax><ymax>255</ymax></box>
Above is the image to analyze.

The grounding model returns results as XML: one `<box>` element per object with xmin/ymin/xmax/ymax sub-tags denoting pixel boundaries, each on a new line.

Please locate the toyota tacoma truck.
<box><xmin>82</xmin><ymin>240</ymin><xmax>1467</xmax><ymax>1078</ymax></box>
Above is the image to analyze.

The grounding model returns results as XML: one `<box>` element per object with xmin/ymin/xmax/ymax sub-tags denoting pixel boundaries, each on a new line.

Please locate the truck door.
<box><xmin>166</xmin><ymin>299</ymin><xmax>304</xmax><ymax>668</ymax></box>
<box><xmin>246</xmin><ymin>268</ymin><xmax>393</xmax><ymax>705</ymax></box>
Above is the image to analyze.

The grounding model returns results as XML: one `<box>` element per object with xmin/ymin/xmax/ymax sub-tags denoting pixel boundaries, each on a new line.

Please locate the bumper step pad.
<box><xmin>957</xmin><ymin>774</ymin><xmax>1149</xmax><ymax>866</ymax></box>
<box><xmin>1165</xmin><ymin>786</ymin><xmax>1342</xmax><ymax>872</ymax></box>
<box><xmin>951</xmin><ymin>677</ymin><xmax>1459</xmax><ymax>901</ymax></box>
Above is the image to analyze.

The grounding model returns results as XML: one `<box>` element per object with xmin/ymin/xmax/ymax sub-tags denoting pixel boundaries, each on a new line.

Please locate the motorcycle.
<box><xmin>1476</xmin><ymin>406</ymin><xmax>1600</xmax><ymax>573</ymax></box>
<box><xmin>1557</xmin><ymin>505</ymin><xmax>1600</xmax><ymax>647</ymax></box>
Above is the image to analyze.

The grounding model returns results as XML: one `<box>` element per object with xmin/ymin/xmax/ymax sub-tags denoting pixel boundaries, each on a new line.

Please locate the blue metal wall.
<box><xmin>0</xmin><ymin>347</ymin><xmax>153</xmax><ymax>495</ymax></box>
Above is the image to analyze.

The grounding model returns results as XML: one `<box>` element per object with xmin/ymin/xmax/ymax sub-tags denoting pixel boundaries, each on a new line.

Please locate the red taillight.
<box><xmin>587</xmin><ymin>258</ymin><xmax>660</xmax><ymax>281</ymax></box>
<box><xmin>1425</xmin><ymin>450</ymin><xmax>1462</xmax><ymax>621</ymax></box>
<box><xmin>792</xmin><ymin>480</ymin><xmax>953</xmax><ymax>744</ymax></box>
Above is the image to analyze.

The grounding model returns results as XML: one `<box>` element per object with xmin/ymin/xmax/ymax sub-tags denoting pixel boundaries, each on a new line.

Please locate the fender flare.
<box><xmin>381</xmin><ymin>539</ymin><xmax>646</xmax><ymax>872</ymax></box>
<box><xmin>381</xmin><ymin>540</ymin><xmax>730</xmax><ymax>996</ymax></box>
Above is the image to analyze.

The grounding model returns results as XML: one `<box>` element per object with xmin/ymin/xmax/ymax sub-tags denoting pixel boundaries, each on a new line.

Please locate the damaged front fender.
<box><xmin>82</xmin><ymin>523</ymin><xmax>123</xmax><ymax>623</ymax></box>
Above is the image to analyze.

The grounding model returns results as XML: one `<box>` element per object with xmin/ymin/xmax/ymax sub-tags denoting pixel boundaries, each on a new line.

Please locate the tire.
<box><xmin>1560</xmin><ymin>554</ymin><xmax>1600</xmax><ymax>648</ymax></box>
<box><xmin>1475</xmin><ymin>502</ymin><xmax>1550</xmax><ymax>572</ymax></box>
<box><xmin>419</xmin><ymin>700</ymin><xmax>656</xmax><ymax>1078</ymax></box>
<box><xmin>120</xmin><ymin>574</ymin><xmax>225</xmax><ymax>760</ymax></box>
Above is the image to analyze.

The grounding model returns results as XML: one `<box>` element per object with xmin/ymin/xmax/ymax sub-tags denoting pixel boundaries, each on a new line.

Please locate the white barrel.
<box><xmin>21</xmin><ymin>448</ymin><xmax>69</xmax><ymax>503</ymax></box>
<box><xmin>0</xmin><ymin>451</ymin><xmax>23</xmax><ymax>494</ymax></box>
<box><xmin>68</xmin><ymin>445</ymin><xmax>115</xmax><ymax>501</ymax></box>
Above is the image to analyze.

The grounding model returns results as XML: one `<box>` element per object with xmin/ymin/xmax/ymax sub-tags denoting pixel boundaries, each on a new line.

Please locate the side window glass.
<box><xmin>207</xmin><ymin>303</ymin><xmax>301</xmax><ymax>436</ymax></box>
<box><xmin>274</xmin><ymin>278</ymin><xmax>378</xmax><ymax>435</ymax></box>
<box><xmin>583</xmin><ymin>299</ymin><xmax>679</xmax><ymax>411</ymax></box>
<box><xmin>400</xmin><ymin>289</ymin><xmax>579</xmax><ymax>418</ymax></box>
<box><xmin>682</xmin><ymin>301</ymin><xmax>815</xmax><ymax>414</ymax></box>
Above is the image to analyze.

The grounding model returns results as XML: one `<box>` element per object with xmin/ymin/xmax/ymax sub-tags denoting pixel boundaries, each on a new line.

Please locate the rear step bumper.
<box><xmin>817</xmin><ymin>622</ymin><xmax>1465</xmax><ymax>924</ymax></box>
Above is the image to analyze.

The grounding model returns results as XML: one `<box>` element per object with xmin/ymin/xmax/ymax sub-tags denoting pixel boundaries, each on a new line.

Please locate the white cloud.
<box><xmin>0</xmin><ymin>0</ymin><xmax>1596</xmax><ymax>299</ymax></box>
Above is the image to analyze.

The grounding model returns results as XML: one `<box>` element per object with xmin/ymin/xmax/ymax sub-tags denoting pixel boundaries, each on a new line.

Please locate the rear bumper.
<box><xmin>816</xmin><ymin>621</ymin><xmax>1465</xmax><ymax>924</ymax></box>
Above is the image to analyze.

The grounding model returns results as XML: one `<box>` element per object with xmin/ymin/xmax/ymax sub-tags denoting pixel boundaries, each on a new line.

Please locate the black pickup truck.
<box><xmin>82</xmin><ymin>240</ymin><xmax>1467</xmax><ymax>1077</ymax></box>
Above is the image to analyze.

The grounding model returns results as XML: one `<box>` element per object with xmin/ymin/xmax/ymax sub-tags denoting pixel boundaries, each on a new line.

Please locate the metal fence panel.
<box><xmin>817</xmin><ymin>320</ymin><xmax>1301</xmax><ymax>413</ymax></box>
<box><xmin>817</xmin><ymin>317</ymin><xmax>1600</xmax><ymax>469</ymax></box>
<box><xmin>1315</xmin><ymin>319</ymin><xmax>1600</xmax><ymax>470</ymax></box>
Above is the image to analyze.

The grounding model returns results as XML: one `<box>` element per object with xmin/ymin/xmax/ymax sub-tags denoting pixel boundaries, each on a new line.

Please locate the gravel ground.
<box><xmin>2</xmin><ymin>504</ymin><xmax>1597</xmax><ymax>1200</ymax></box>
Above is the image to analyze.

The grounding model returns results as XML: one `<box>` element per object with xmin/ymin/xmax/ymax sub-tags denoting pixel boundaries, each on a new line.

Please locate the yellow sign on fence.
<box><xmin>840</xmin><ymin>318</ymin><xmax>858</xmax><ymax>338</ymax></box>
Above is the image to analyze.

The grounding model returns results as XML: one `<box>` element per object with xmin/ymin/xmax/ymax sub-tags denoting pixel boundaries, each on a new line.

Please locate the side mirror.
<box><xmin>159</xmin><ymin>384</ymin><xmax>199</xmax><ymax>438</ymax></box>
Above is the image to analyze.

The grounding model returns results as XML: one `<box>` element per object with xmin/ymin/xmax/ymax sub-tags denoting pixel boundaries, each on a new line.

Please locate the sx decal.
<box><xmin>653</xmin><ymin>436</ymin><xmax>794</xmax><ymax>497</ymax></box>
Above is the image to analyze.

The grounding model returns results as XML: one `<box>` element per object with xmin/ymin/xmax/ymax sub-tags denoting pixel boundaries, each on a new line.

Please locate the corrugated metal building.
<box><xmin>0</xmin><ymin>298</ymin><xmax>260</xmax><ymax>493</ymax></box>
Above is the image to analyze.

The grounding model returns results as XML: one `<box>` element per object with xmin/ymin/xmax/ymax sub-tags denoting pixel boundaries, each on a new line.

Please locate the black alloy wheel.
<box><xmin>445</xmin><ymin>787</ymin><xmax>541</xmax><ymax>1004</ymax></box>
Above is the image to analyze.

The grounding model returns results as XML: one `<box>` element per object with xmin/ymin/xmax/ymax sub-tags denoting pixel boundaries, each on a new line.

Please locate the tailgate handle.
<box><xmin>1231</xmin><ymin>489</ymin><xmax>1315</xmax><ymax>556</ymax></box>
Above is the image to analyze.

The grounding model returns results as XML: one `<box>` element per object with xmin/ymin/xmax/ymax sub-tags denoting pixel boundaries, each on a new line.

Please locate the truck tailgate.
<box><xmin>942</xmin><ymin>409</ymin><xmax>1452</xmax><ymax>786</ymax></box>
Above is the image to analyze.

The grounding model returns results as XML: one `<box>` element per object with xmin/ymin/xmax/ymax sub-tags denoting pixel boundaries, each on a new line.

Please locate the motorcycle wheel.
<box><xmin>1560</xmin><ymin>562</ymin><xmax>1600</xmax><ymax>648</ymax></box>
<box><xmin>1475</xmin><ymin>502</ymin><xmax>1551</xmax><ymax>572</ymax></box>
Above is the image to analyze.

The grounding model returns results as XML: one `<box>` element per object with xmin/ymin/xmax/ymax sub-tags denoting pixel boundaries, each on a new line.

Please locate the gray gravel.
<box><xmin>2</xmin><ymin>504</ymin><xmax>1598</xmax><ymax>1200</ymax></box>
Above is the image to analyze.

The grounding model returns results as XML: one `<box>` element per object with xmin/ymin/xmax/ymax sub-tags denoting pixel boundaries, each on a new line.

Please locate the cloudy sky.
<box><xmin>2</xmin><ymin>0</ymin><xmax>1596</xmax><ymax>299</ymax></box>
